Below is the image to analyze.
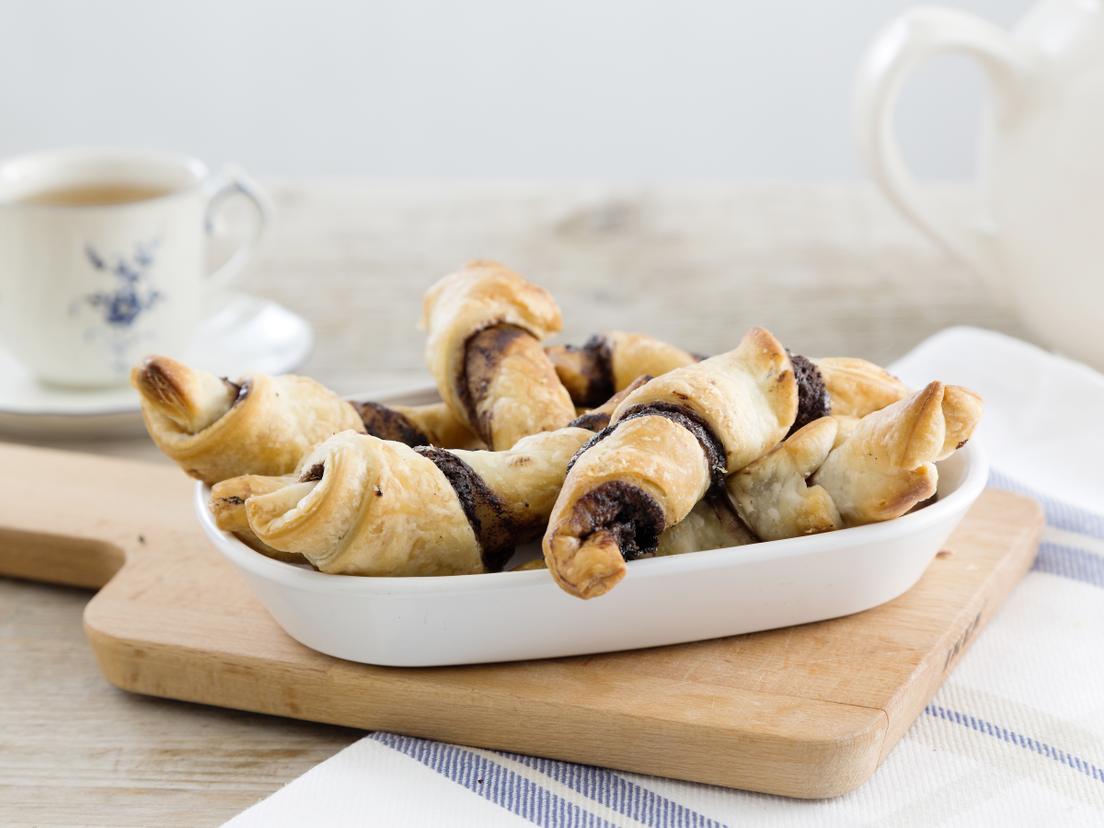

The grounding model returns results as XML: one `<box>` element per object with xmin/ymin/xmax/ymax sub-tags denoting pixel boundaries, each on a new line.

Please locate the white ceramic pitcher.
<box><xmin>853</xmin><ymin>0</ymin><xmax>1104</xmax><ymax>372</ymax></box>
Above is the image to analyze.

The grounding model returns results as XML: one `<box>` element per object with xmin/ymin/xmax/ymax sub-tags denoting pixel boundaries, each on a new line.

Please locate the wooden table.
<box><xmin>0</xmin><ymin>180</ymin><xmax>1036</xmax><ymax>826</ymax></box>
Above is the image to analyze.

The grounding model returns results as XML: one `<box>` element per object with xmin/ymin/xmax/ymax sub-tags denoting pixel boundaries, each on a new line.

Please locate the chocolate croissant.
<box><xmin>131</xmin><ymin>356</ymin><xmax>365</xmax><ymax>486</ymax></box>
<box><xmin>242</xmin><ymin>426</ymin><xmax>595</xmax><ymax>576</ymax></box>
<box><xmin>542</xmin><ymin>326</ymin><xmax>807</xmax><ymax>599</ymax></box>
<box><xmin>421</xmin><ymin>261</ymin><xmax>577</xmax><ymax>451</ymax></box>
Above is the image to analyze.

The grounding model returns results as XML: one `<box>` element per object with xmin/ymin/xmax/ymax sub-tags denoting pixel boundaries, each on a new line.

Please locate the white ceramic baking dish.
<box><xmin>194</xmin><ymin>384</ymin><xmax>989</xmax><ymax>667</ymax></box>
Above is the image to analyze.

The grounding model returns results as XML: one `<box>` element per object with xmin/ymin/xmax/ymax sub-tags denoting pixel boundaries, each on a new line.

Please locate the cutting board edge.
<box><xmin>82</xmin><ymin>618</ymin><xmax>895</xmax><ymax>798</ymax></box>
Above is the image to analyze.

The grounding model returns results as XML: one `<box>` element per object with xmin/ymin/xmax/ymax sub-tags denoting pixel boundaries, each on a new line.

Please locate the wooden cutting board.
<box><xmin>0</xmin><ymin>441</ymin><xmax>1042</xmax><ymax>799</ymax></box>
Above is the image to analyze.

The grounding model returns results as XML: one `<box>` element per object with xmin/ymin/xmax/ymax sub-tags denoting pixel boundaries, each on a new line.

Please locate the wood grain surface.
<box><xmin>0</xmin><ymin>180</ymin><xmax>1041</xmax><ymax>825</ymax></box>
<box><xmin>0</xmin><ymin>441</ymin><xmax>1042</xmax><ymax>800</ymax></box>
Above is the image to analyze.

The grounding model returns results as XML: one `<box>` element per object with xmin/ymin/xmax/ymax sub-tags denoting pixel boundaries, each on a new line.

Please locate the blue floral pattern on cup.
<box><xmin>72</xmin><ymin>238</ymin><xmax>165</xmax><ymax>373</ymax></box>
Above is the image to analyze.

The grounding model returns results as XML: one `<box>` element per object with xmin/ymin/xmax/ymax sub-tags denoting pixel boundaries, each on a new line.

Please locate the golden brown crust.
<box><xmin>132</xmin><ymin>356</ymin><xmax>364</xmax><ymax>485</ymax></box>
<box><xmin>938</xmin><ymin>385</ymin><xmax>984</xmax><ymax>460</ymax></box>
<box><xmin>611</xmin><ymin>326</ymin><xmax>798</xmax><ymax>473</ymax></box>
<box><xmin>810</xmin><ymin>381</ymin><xmax>982</xmax><ymax>525</ymax></box>
<box><xmin>605</xmin><ymin>330</ymin><xmax>701</xmax><ymax>390</ymax></box>
<box><xmin>420</xmin><ymin>261</ymin><xmax>575</xmax><ymax>450</ymax></box>
<box><xmin>543</xmin><ymin>415</ymin><xmax>711</xmax><ymax>599</ymax></box>
<box><xmin>812</xmin><ymin>357</ymin><xmax>911</xmax><ymax>418</ymax></box>
<box><xmin>239</xmin><ymin>426</ymin><xmax>594</xmax><ymax>577</ymax></box>
<box><xmin>246</xmin><ymin>432</ymin><xmax>484</xmax><ymax>576</ymax></box>
<box><xmin>131</xmin><ymin>355</ymin><xmax>239</xmax><ymax>433</ymax></box>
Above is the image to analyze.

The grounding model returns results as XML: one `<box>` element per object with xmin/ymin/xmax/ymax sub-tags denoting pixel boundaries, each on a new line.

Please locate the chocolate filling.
<box><xmin>231</xmin><ymin>377</ymin><xmax>251</xmax><ymax>407</ymax></box>
<box><xmin>569</xmin><ymin>480</ymin><xmax>667</xmax><ymax>560</ymax></box>
<box><xmin>416</xmin><ymin>447</ymin><xmax>518</xmax><ymax>573</ymax></box>
<box><xmin>787</xmin><ymin>352</ymin><xmax>831</xmax><ymax>437</ymax></box>
<box><xmin>616</xmin><ymin>402</ymin><xmax>728</xmax><ymax>491</ymax></box>
<box><xmin>564</xmin><ymin>334</ymin><xmax>615</xmax><ymax>408</ymax></box>
<box><xmin>298</xmin><ymin>462</ymin><xmax>325</xmax><ymax>482</ymax></box>
<box><xmin>461</xmin><ymin>324</ymin><xmax>531</xmax><ymax>441</ymax></box>
<box><xmin>351</xmin><ymin>401</ymin><xmax>430</xmax><ymax>447</ymax></box>
<box><xmin>567</xmin><ymin>411</ymin><xmax>612</xmax><ymax>432</ymax></box>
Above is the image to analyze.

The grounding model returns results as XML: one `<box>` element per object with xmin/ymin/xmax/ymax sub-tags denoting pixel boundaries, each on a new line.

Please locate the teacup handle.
<box><xmin>204</xmin><ymin>163</ymin><xmax>275</xmax><ymax>290</ymax></box>
<box><xmin>851</xmin><ymin>7</ymin><xmax>1039</xmax><ymax>289</ymax></box>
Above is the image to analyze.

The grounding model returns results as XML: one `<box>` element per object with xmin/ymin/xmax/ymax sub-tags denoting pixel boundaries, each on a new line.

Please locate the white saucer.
<box><xmin>0</xmin><ymin>292</ymin><xmax>314</xmax><ymax>438</ymax></box>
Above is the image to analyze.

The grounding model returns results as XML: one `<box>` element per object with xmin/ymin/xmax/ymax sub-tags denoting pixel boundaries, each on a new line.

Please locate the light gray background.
<box><xmin>2</xmin><ymin>0</ymin><xmax>1033</xmax><ymax>179</ymax></box>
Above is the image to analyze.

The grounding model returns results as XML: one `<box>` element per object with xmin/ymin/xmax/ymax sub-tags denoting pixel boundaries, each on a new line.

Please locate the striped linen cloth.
<box><xmin>224</xmin><ymin>327</ymin><xmax>1104</xmax><ymax>827</ymax></box>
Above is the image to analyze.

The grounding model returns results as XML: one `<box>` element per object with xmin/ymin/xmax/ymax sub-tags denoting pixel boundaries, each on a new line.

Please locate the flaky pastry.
<box><xmin>542</xmin><ymin>326</ymin><xmax>802</xmax><ymax>599</ymax></box>
<box><xmin>421</xmin><ymin>261</ymin><xmax>576</xmax><ymax>450</ymax></box>
<box><xmin>241</xmin><ymin>425</ymin><xmax>596</xmax><ymax>576</ymax></box>
<box><xmin>131</xmin><ymin>356</ymin><xmax>364</xmax><ymax>485</ymax></box>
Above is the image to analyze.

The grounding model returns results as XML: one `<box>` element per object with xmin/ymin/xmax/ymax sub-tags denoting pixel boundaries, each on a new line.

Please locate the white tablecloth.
<box><xmin>224</xmin><ymin>327</ymin><xmax>1104</xmax><ymax>827</ymax></box>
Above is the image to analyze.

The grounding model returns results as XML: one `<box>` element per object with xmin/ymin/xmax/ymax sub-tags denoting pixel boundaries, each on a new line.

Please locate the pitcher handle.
<box><xmin>204</xmin><ymin>163</ymin><xmax>275</xmax><ymax>291</ymax></box>
<box><xmin>851</xmin><ymin>6</ymin><xmax>1038</xmax><ymax>289</ymax></box>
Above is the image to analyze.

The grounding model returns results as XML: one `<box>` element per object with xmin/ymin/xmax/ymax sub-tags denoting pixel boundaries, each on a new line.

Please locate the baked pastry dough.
<box><xmin>421</xmin><ymin>261</ymin><xmax>576</xmax><ymax>450</ymax></box>
<box><xmin>728</xmin><ymin>381</ymin><xmax>983</xmax><ymax>539</ymax></box>
<box><xmin>545</xmin><ymin>331</ymin><xmax>702</xmax><ymax>407</ymax></box>
<box><xmin>810</xmin><ymin>381</ymin><xmax>982</xmax><ymax>525</ymax></box>
<box><xmin>542</xmin><ymin>326</ymin><xmax>799</xmax><ymax>599</ymax></box>
<box><xmin>725</xmin><ymin>417</ymin><xmax>843</xmax><ymax>542</ymax></box>
<box><xmin>811</xmin><ymin>357</ymin><xmax>911</xmax><ymax>418</ymax></box>
<box><xmin>131</xmin><ymin>356</ymin><xmax>364</xmax><ymax>485</ymax></box>
<box><xmin>652</xmin><ymin>494</ymin><xmax>757</xmax><ymax>557</ymax></box>
<box><xmin>243</xmin><ymin>426</ymin><xmax>595</xmax><ymax>576</ymax></box>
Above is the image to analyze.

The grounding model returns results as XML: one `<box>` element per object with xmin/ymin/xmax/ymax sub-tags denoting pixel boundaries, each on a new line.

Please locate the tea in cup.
<box><xmin>0</xmin><ymin>147</ymin><xmax>273</xmax><ymax>387</ymax></box>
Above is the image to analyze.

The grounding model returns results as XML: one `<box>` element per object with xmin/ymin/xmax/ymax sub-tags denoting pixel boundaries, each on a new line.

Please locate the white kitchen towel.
<box><xmin>223</xmin><ymin>327</ymin><xmax>1104</xmax><ymax>828</ymax></box>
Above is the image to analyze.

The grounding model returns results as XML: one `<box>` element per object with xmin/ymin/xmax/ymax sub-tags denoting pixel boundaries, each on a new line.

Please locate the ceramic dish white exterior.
<box><xmin>195</xmin><ymin>385</ymin><xmax>989</xmax><ymax>667</ymax></box>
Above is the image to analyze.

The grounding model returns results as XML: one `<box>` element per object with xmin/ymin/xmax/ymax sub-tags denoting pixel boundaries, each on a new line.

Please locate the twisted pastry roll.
<box><xmin>542</xmin><ymin>326</ymin><xmax>803</xmax><ymax>599</ymax></box>
<box><xmin>210</xmin><ymin>379</ymin><xmax>637</xmax><ymax>566</ymax></box>
<box><xmin>727</xmin><ymin>381</ymin><xmax>983</xmax><ymax>540</ymax></box>
<box><xmin>131</xmin><ymin>356</ymin><xmax>364</xmax><ymax>485</ymax></box>
<box><xmin>809</xmin><ymin>382</ymin><xmax>982</xmax><ymax>526</ymax></box>
<box><xmin>545</xmin><ymin>331</ymin><xmax>703</xmax><ymax>408</ymax></box>
<box><xmin>421</xmin><ymin>261</ymin><xmax>576</xmax><ymax>451</ymax></box>
<box><xmin>514</xmin><ymin>495</ymin><xmax>755</xmax><ymax>571</ymax></box>
<box><xmin>242</xmin><ymin>426</ymin><xmax>594</xmax><ymax>576</ymax></box>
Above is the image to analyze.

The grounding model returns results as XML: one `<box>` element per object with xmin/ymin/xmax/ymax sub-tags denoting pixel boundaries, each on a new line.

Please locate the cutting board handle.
<box><xmin>0</xmin><ymin>526</ymin><xmax>125</xmax><ymax>589</ymax></box>
<box><xmin>0</xmin><ymin>442</ymin><xmax>198</xmax><ymax>591</ymax></box>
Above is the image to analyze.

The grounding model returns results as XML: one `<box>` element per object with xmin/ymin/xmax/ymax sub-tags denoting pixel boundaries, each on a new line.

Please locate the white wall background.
<box><xmin>1</xmin><ymin>0</ymin><xmax>1034</xmax><ymax>179</ymax></box>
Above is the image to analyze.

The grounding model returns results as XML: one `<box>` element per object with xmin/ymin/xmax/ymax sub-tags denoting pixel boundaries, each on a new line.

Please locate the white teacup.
<box><xmin>852</xmin><ymin>0</ymin><xmax>1104</xmax><ymax>373</ymax></box>
<box><xmin>0</xmin><ymin>147</ymin><xmax>273</xmax><ymax>387</ymax></box>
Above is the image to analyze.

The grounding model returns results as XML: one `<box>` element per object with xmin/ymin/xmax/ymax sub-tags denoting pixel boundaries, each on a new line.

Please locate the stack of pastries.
<box><xmin>132</xmin><ymin>261</ymin><xmax>983</xmax><ymax>599</ymax></box>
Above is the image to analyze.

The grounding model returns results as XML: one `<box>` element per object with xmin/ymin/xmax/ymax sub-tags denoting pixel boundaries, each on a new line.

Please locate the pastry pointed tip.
<box><xmin>131</xmin><ymin>354</ymin><xmax>238</xmax><ymax>434</ymax></box>
<box><xmin>895</xmin><ymin>381</ymin><xmax>945</xmax><ymax>469</ymax></box>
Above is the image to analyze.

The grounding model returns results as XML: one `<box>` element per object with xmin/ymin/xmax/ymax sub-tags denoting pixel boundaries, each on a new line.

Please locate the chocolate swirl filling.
<box><xmin>788</xmin><ymin>353</ymin><xmax>831</xmax><ymax>437</ymax></box>
<box><xmin>415</xmin><ymin>446</ymin><xmax>522</xmax><ymax>573</ymax></box>
<box><xmin>351</xmin><ymin>401</ymin><xmax>431</xmax><ymax>447</ymax></box>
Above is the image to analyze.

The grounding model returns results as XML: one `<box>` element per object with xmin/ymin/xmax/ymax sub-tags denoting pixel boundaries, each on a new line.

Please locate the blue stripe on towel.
<box><xmin>371</xmin><ymin>733</ymin><xmax>727</xmax><ymax>828</ymax></box>
<box><xmin>925</xmin><ymin>704</ymin><xmax>1104</xmax><ymax>784</ymax></box>
<box><xmin>1033</xmin><ymin>541</ymin><xmax>1104</xmax><ymax>590</ymax></box>
<box><xmin>988</xmin><ymin>469</ymin><xmax>1104</xmax><ymax>541</ymax></box>
<box><xmin>505</xmin><ymin>753</ymin><xmax>725</xmax><ymax>828</ymax></box>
